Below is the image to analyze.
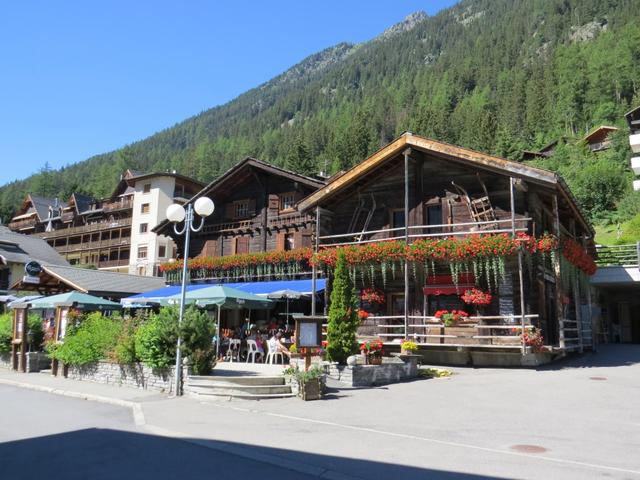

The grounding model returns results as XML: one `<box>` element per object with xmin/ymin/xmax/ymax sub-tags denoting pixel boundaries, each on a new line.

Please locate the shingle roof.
<box><xmin>43</xmin><ymin>265</ymin><xmax>165</xmax><ymax>296</ymax></box>
<box><xmin>28</xmin><ymin>195</ymin><xmax>67</xmax><ymax>221</ymax></box>
<box><xmin>0</xmin><ymin>226</ymin><xmax>69</xmax><ymax>266</ymax></box>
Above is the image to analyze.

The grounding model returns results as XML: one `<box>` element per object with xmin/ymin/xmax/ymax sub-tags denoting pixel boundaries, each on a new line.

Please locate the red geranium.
<box><xmin>460</xmin><ymin>288</ymin><xmax>493</xmax><ymax>305</ymax></box>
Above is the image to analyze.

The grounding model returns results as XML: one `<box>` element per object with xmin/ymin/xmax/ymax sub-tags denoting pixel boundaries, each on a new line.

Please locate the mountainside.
<box><xmin>2</xmin><ymin>0</ymin><xmax>640</xmax><ymax>229</ymax></box>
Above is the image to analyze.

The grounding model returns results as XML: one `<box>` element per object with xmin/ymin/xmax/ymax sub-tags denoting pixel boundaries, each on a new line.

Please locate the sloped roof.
<box><xmin>31</xmin><ymin>265</ymin><xmax>165</xmax><ymax>296</ymax></box>
<box><xmin>583</xmin><ymin>125</ymin><xmax>618</xmax><ymax>144</ymax></box>
<box><xmin>69</xmin><ymin>193</ymin><xmax>95</xmax><ymax>214</ymax></box>
<box><xmin>0</xmin><ymin>226</ymin><xmax>69</xmax><ymax>266</ymax></box>
<box><xmin>14</xmin><ymin>195</ymin><xmax>67</xmax><ymax>222</ymax></box>
<box><xmin>298</xmin><ymin>132</ymin><xmax>593</xmax><ymax>234</ymax></box>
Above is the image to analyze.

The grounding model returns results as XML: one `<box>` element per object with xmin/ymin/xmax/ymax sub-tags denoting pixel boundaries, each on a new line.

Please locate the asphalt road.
<box><xmin>0</xmin><ymin>385</ymin><xmax>315</xmax><ymax>480</ymax></box>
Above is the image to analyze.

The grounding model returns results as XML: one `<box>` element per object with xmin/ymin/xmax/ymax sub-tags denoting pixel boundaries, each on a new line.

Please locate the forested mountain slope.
<box><xmin>2</xmin><ymin>0</ymin><xmax>640</xmax><ymax>232</ymax></box>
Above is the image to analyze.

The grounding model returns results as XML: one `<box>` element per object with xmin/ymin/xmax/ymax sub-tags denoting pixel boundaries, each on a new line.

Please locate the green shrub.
<box><xmin>326</xmin><ymin>251</ymin><xmax>359</xmax><ymax>364</ymax></box>
<box><xmin>112</xmin><ymin>316</ymin><xmax>139</xmax><ymax>364</ymax></box>
<box><xmin>135</xmin><ymin>307</ymin><xmax>178</xmax><ymax>370</ymax></box>
<box><xmin>0</xmin><ymin>313</ymin><xmax>12</xmax><ymax>354</ymax></box>
<box><xmin>50</xmin><ymin>312</ymin><xmax>122</xmax><ymax>366</ymax></box>
<box><xmin>180</xmin><ymin>306</ymin><xmax>216</xmax><ymax>375</ymax></box>
<box><xmin>27</xmin><ymin>313</ymin><xmax>44</xmax><ymax>352</ymax></box>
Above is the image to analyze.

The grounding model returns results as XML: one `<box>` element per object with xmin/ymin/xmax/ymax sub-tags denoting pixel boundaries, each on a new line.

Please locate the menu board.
<box><xmin>299</xmin><ymin>320</ymin><xmax>319</xmax><ymax>347</ymax></box>
<box><xmin>15</xmin><ymin>310</ymin><xmax>24</xmax><ymax>336</ymax></box>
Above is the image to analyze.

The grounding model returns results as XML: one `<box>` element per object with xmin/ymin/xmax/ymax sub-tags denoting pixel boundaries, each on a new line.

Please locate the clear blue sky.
<box><xmin>0</xmin><ymin>1</ymin><xmax>456</xmax><ymax>185</ymax></box>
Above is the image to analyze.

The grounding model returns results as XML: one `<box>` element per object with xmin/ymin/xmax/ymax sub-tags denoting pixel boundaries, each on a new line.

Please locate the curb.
<box><xmin>0</xmin><ymin>378</ymin><xmax>146</xmax><ymax>426</ymax></box>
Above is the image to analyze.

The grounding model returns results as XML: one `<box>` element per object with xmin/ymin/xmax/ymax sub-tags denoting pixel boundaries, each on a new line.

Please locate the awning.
<box><xmin>26</xmin><ymin>291</ymin><xmax>121</xmax><ymax>310</ymax></box>
<box><xmin>121</xmin><ymin>279</ymin><xmax>326</xmax><ymax>306</ymax></box>
<box><xmin>217</xmin><ymin>279</ymin><xmax>326</xmax><ymax>297</ymax></box>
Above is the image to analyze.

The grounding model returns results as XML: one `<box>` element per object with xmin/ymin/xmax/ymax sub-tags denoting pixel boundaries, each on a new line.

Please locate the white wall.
<box><xmin>128</xmin><ymin>176</ymin><xmax>177</xmax><ymax>276</ymax></box>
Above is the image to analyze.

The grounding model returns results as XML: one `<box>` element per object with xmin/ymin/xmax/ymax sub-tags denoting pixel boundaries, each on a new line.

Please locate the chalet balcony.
<box><xmin>8</xmin><ymin>217</ymin><xmax>38</xmax><ymax>231</ymax></box>
<box><xmin>60</xmin><ymin>211</ymin><xmax>75</xmax><ymax>223</ymax></box>
<box><xmin>630</xmin><ymin>133</ymin><xmax>640</xmax><ymax>153</ymax></box>
<box><xmin>98</xmin><ymin>259</ymin><xmax>130</xmax><ymax>268</ymax></box>
<box><xmin>103</xmin><ymin>198</ymin><xmax>133</xmax><ymax>213</ymax></box>
<box><xmin>35</xmin><ymin>218</ymin><xmax>132</xmax><ymax>239</ymax></box>
<box><xmin>268</xmin><ymin>212</ymin><xmax>315</xmax><ymax>230</ymax></box>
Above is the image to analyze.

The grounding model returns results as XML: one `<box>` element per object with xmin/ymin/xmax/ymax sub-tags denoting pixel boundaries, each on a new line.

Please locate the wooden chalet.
<box><xmin>155</xmin><ymin>157</ymin><xmax>325</xmax><ymax>280</ymax></box>
<box><xmin>299</xmin><ymin>133</ymin><xmax>596</xmax><ymax>357</ymax></box>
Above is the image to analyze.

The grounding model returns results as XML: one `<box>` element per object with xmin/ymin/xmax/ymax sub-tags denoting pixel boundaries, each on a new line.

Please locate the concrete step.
<box><xmin>188</xmin><ymin>375</ymin><xmax>285</xmax><ymax>386</ymax></box>
<box><xmin>39</xmin><ymin>369</ymin><xmax>52</xmax><ymax>375</ymax></box>
<box><xmin>186</xmin><ymin>384</ymin><xmax>293</xmax><ymax>396</ymax></box>
<box><xmin>189</xmin><ymin>390</ymin><xmax>296</xmax><ymax>400</ymax></box>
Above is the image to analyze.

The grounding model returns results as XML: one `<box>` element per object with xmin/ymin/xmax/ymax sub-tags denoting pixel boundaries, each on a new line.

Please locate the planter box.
<box><xmin>299</xmin><ymin>378</ymin><xmax>322</xmax><ymax>401</ymax></box>
<box><xmin>418</xmin><ymin>349</ymin><xmax>471</xmax><ymax>366</ymax></box>
<box><xmin>327</xmin><ymin>355</ymin><xmax>418</xmax><ymax>387</ymax></box>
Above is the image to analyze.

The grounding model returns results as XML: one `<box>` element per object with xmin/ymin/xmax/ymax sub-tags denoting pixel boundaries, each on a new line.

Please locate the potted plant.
<box><xmin>296</xmin><ymin>365</ymin><xmax>324</xmax><ymax>401</ymax></box>
<box><xmin>400</xmin><ymin>339</ymin><xmax>418</xmax><ymax>355</ymax></box>
<box><xmin>434</xmin><ymin>309</ymin><xmax>469</xmax><ymax>327</ymax></box>
<box><xmin>360</xmin><ymin>338</ymin><xmax>384</xmax><ymax>365</ymax></box>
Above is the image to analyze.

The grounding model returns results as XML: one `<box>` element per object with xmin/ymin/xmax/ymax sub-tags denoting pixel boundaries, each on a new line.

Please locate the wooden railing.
<box><xmin>103</xmin><ymin>199</ymin><xmax>133</xmax><ymax>213</ymax></box>
<box><xmin>595</xmin><ymin>243</ymin><xmax>639</xmax><ymax>267</ymax></box>
<box><xmin>98</xmin><ymin>259</ymin><xmax>129</xmax><ymax>268</ymax></box>
<box><xmin>8</xmin><ymin>218</ymin><xmax>38</xmax><ymax>230</ymax></box>
<box><xmin>319</xmin><ymin>218</ymin><xmax>531</xmax><ymax>248</ymax></box>
<box><xmin>35</xmin><ymin>218</ymin><xmax>132</xmax><ymax>239</ymax></box>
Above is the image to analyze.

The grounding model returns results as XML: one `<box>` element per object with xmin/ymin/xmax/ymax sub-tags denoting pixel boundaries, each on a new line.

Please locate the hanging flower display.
<box><xmin>561</xmin><ymin>238</ymin><xmax>597</xmax><ymax>276</ymax></box>
<box><xmin>360</xmin><ymin>287</ymin><xmax>385</xmax><ymax>304</ymax></box>
<box><xmin>434</xmin><ymin>309</ymin><xmax>469</xmax><ymax>326</ymax></box>
<box><xmin>521</xmin><ymin>328</ymin><xmax>545</xmax><ymax>352</ymax></box>
<box><xmin>460</xmin><ymin>288</ymin><xmax>493</xmax><ymax>305</ymax></box>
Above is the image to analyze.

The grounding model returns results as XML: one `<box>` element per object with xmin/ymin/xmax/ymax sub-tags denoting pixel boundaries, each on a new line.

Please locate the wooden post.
<box><xmin>403</xmin><ymin>148</ymin><xmax>411</xmax><ymax>339</ymax></box>
<box><xmin>552</xmin><ymin>195</ymin><xmax>565</xmax><ymax>350</ymax></box>
<box><xmin>510</xmin><ymin>178</ymin><xmax>527</xmax><ymax>355</ymax></box>
<box><xmin>311</xmin><ymin>206</ymin><xmax>320</xmax><ymax>316</ymax></box>
<box><xmin>12</xmin><ymin>307</ymin><xmax>27</xmax><ymax>372</ymax></box>
<box><xmin>573</xmin><ymin>275</ymin><xmax>584</xmax><ymax>353</ymax></box>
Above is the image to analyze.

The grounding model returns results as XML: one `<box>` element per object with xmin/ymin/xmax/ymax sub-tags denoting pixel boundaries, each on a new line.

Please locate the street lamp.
<box><xmin>166</xmin><ymin>196</ymin><xmax>215</xmax><ymax>395</ymax></box>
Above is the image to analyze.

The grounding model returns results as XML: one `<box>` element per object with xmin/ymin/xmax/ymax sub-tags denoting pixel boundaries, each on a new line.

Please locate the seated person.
<box><xmin>247</xmin><ymin>328</ymin><xmax>265</xmax><ymax>357</ymax></box>
<box><xmin>268</xmin><ymin>332</ymin><xmax>291</xmax><ymax>358</ymax></box>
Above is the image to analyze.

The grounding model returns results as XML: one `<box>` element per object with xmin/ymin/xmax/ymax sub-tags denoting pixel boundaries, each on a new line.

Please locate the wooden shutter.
<box><xmin>268</xmin><ymin>194</ymin><xmax>279</xmax><ymax>212</ymax></box>
<box><xmin>236</xmin><ymin>236</ymin><xmax>250</xmax><ymax>254</ymax></box>
<box><xmin>276</xmin><ymin>232</ymin><xmax>286</xmax><ymax>251</ymax></box>
<box><xmin>248</xmin><ymin>199</ymin><xmax>257</xmax><ymax>216</ymax></box>
<box><xmin>199</xmin><ymin>239</ymin><xmax>218</xmax><ymax>257</ymax></box>
<box><xmin>225</xmin><ymin>203</ymin><xmax>235</xmax><ymax>219</ymax></box>
<box><xmin>300</xmin><ymin>231</ymin><xmax>313</xmax><ymax>248</ymax></box>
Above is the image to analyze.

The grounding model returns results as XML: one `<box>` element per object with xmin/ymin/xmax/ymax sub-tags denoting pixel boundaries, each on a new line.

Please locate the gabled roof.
<box><xmin>298</xmin><ymin>133</ymin><xmax>593</xmax><ymax>235</ymax></box>
<box><xmin>0</xmin><ymin>226</ymin><xmax>69</xmax><ymax>266</ymax></box>
<box><xmin>153</xmin><ymin>157</ymin><xmax>325</xmax><ymax>235</ymax></box>
<box><xmin>13</xmin><ymin>195</ymin><xmax>66</xmax><ymax>223</ymax></box>
<box><xmin>10</xmin><ymin>264</ymin><xmax>165</xmax><ymax>297</ymax></box>
<box><xmin>583</xmin><ymin>125</ymin><xmax>618</xmax><ymax>144</ymax></box>
<box><xmin>69</xmin><ymin>193</ymin><xmax>95</xmax><ymax>214</ymax></box>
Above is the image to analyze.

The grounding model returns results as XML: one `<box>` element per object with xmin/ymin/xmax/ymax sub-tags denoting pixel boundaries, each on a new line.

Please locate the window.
<box><xmin>139</xmin><ymin>223</ymin><xmax>148</xmax><ymax>234</ymax></box>
<box><xmin>141</xmin><ymin>203</ymin><xmax>150</xmax><ymax>214</ymax></box>
<box><xmin>137</xmin><ymin>246</ymin><xmax>147</xmax><ymax>259</ymax></box>
<box><xmin>391</xmin><ymin>210</ymin><xmax>405</xmax><ymax>229</ymax></box>
<box><xmin>280</xmin><ymin>192</ymin><xmax>297</xmax><ymax>210</ymax></box>
<box><xmin>235</xmin><ymin>201</ymin><xmax>249</xmax><ymax>218</ymax></box>
<box><xmin>284</xmin><ymin>233</ymin><xmax>295</xmax><ymax>251</ymax></box>
<box><xmin>158</xmin><ymin>245</ymin><xmax>166</xmax><ymax>258</ymax></box>
<box><xmin>143</xmin><ymin>183</ymin><xmax>151</xmax><ymax>193</ymax></box>
<box><xmin>426</xmin><ymin>204</ymin><xmax>443</xmax><ymax>233</ymax></box>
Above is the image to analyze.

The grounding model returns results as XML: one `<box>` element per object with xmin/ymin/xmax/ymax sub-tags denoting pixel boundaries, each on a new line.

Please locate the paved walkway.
<box><xmin>2</xmin><ymin>345</ymin><xmax>639</xmax><ymax>479</ymax></box>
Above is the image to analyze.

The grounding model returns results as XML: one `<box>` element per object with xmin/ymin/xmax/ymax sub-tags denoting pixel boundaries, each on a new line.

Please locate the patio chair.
<box><xmin>265</xmin><ymin>341</ymin><xmax>284</xmax><ymax>364</ymax></box>
<box><xmin>245</xmin><ymin>339</ymin><xmax>263</xmax><ymax>363</ymax></box>
<box><xmin>224</xmin><ymin>339</ymin><xmax>241</xmax><ymax>362</ymax></box>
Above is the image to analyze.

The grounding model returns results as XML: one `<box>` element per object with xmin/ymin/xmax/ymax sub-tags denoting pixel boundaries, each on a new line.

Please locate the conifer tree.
<box><xmin>326</xmin><ymin>251</ymin><xmax>359</xmax><ymax>364</ymax></box>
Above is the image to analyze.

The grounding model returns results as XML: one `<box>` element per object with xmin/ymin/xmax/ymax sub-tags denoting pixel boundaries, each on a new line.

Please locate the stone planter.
<box><xmin>471</xmin><ymin>351</ymin><xmax>554</xmax><ymax>367</ymax></box>
<box><xmin>418</xmin><ymin>348</ymin><xmax>471</xmax><ymax>366</ymax></box>
<box><xmin>520</xmin><ymin>352</ymin><xmax>553</xmax><ymax>367</ymax></box>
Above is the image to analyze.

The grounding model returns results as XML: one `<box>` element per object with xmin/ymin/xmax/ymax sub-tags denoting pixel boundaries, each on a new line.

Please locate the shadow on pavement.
<box><xmin>537</xmin><ymin>344</ymin><xmax>640</xmax><ymax>371</ymax></box>
<box><xmin>0</xmin><ymin>428</ymin><xmax>504</xmax><ymax>480</ymax></box>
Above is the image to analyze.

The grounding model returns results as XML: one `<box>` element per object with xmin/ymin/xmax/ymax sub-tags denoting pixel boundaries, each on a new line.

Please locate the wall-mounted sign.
<box><xmin>25</xmin><ymin>261</ymin><xmax>43</xmax><ymax>277</ymax></box>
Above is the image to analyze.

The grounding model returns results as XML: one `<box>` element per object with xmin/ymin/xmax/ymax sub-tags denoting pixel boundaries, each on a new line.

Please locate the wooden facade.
<box><xmin>157</xmin><ymin>158</ymin><xmax>325</xmax><ymax>273</ymax></box>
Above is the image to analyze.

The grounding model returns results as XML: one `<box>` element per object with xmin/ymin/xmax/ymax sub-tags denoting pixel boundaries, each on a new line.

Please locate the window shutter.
<box><xmin>199</xmin><ymin>239</ymin><xmax>217</xmax><ymax>257</ymax></box>
<box><xmin>293</xmin><ymin>231</ymin><xmax>302</xmax><ymax>250</ymax></box>
<box><xmin>248</xmin><ymin>199</ymin><xmax>256</xmax><ymax>216</ymax></box>
<box><xmin>268</xmin><ymin>194</ymin><xmax>279</xmax><ymax>212</ymax></box>
<box><xmin>276</xmin><ymin>232</ymin><xmax>285</xmax><ymax>251</ymax></box>
<box><xmin>225</xmin><ymin>203</ymin><xmax>235</xmax><ymax>219</ymax></box>
<box><xmin>237</xmin><ymin>236</ymin><xmax>249</xmax><ymax>254</ymax></box>
<box><xmin>301</xmin><ymin>231</ymin><xmax>313</xmax><ymax>248</ymax></box>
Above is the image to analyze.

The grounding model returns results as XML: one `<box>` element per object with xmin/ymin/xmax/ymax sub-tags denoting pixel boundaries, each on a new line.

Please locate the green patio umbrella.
<box><xmin>165</xmin><ymin>285</ymin><xmax>273</xmax><ymax>356</ymax></box>
<box><xmin>27</xmin><ymin>291</ymin><xmax>121</xmax><ymax>310</ymax></box>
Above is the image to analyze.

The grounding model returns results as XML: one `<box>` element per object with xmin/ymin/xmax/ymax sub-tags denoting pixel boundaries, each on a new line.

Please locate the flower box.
<box><xmin>299</xmin><ymin>377</ymin><xmax>322</xmax><ymax>401</ymax></box>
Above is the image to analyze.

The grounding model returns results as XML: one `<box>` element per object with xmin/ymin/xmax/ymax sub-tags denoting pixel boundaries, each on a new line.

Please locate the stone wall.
<box><xmin>0</xmin><ymin>351</ymin><xmax>49</xmax><ymax>372</ymax></box>
<box><xmin>326</xmin><ymin>355</ymin><xmax>419</xmax><ymax>387</ymax></box>
<box><xmin>0</xmin><ymin>352</ymin><xmax>10</xmax><ymax>369</ymax></box>
<box><xmin>66</xmin><ymin>361</ymin><xmax>188</xmax><ymax>394</ymax></box>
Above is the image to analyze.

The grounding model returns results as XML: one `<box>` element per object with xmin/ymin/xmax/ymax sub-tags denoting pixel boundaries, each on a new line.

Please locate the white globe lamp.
<box><xmin>194</xmin><ymin>197</ymin><xmax>215</xmax><ymax>217</ymax></box>
<box><xmin>166</xmin><ymin>203</ymin><xmax>186</xmax><ymax>223</ymax></box>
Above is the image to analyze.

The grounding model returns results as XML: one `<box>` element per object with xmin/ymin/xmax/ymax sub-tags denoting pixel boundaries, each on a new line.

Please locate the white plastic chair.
<box><xmin>245</xmin><ymin>339</ymin><xmax>263</xmax><ymax>363</ymax></box>
<box><xmin>225</xmin><ymin>339</ymin><xmax>241</xmax><ymax>362</ymax></box>
<box><xmin>265</xmin><ymin>339</ymin><xmax>284</xmax><ymax>364</ymax></box>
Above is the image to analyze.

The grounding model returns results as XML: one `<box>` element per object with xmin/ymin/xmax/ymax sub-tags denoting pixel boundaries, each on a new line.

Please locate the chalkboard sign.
<box><xmin>14</xmin><ymin>309</ymin><xmax>25</xmax><ymax>338</ymax></box>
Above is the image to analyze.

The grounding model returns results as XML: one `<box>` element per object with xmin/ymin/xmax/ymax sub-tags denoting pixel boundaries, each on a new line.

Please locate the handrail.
<box><xmin>595</xmin><ymin>243</ymin><xmax>639</xmax><ymax>267</ymax></box>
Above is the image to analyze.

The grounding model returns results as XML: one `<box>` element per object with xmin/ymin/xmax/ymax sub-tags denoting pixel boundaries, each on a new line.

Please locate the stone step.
<box><xmin>39</xmin><ymin>369</ymin><xmax>52</xmax><ymax>375</ymax></box>
<box><xmin>188</xmin><ymin>375</ymin><xmax>285</xmax><ymax>386</ymax></box>
<box><xmin>189</xmin><ymin>390</ymin><xmax>296</xmax><ymax>400</ymax></box>
<box><xmin>186</xmin><ymin>383</ymin><xmax>292</xmax><ymax>395</ymax></box>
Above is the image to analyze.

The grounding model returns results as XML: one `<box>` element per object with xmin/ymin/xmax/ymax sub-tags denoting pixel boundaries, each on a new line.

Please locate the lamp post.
<box><xmin>166</xmin><ymin>196</ymin><xmax>214</xmax><ymax>396</ymax></box>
